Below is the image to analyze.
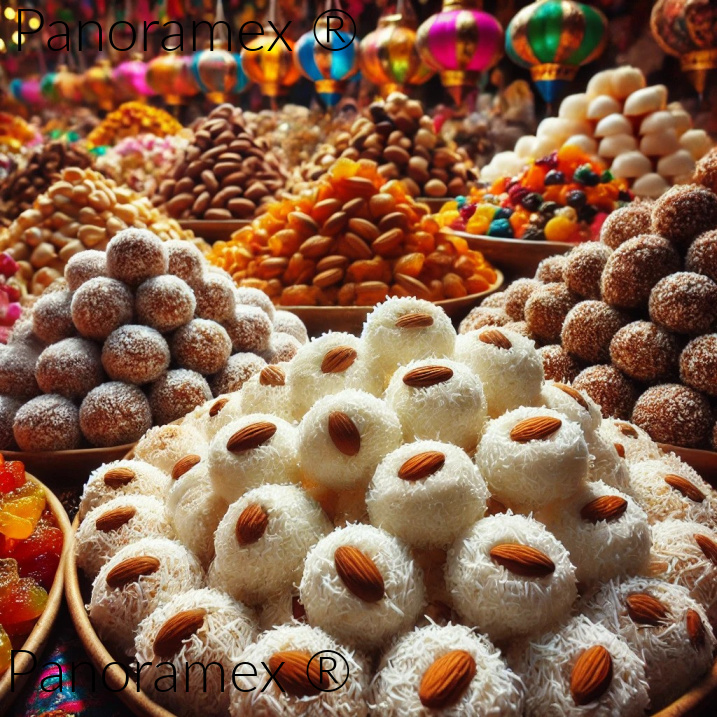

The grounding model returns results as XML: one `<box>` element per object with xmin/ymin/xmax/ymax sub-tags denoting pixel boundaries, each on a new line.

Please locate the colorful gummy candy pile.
<box><xmin>436</xmin><ymin>146</ymin><xmax>632</xmax><ymax>243</ymax></box>
<box><xmin>86</xmin><ymin>102</ymin><xmax>183</xmax><ymax>150</ymax></box>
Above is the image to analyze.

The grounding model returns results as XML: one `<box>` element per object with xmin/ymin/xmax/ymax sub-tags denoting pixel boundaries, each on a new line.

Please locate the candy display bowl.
<box><xmin>178</xmin><ymin>219</ymin><xmax>251</xmax><ymax>244</ymax></box>
<box><xmin>659</xmin><ymin>444</ymin><xmax>717</xmax><ymax>487</ymax></box>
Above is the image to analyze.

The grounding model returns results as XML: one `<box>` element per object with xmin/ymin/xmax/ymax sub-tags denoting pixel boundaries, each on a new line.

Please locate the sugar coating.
<box><xmin>361</xmin><ymin>297</ymin><xmax>456</xmax><ymax>384</ymax></box>
<box><xmin>535</xmin><ymin>254</ymin><xmax>567</xmax><ymax>283</ymax></box>
<box><xmin>7</xmin><ymin>317</ymin><xmax>44</xmax><ymax>353</ymax></box>
<box><xmin>133</xmin><ymin>422</ymin><xmax>208</xmax><ymax>475</ymax></box>
<box><xmin>35</xmin><ymin>338</ymin><xmax>105</xmax><ymax>400</ymax></box>
<box><xmin>135</xmin><ymin>275</ymin><xmax>196</xmax><ymax>333</ymax></box>
<box><xmin>651</xmin><ymin>183</ymin><xmax>717</xmax><ymax>250</ymax></box>
<box><xmin>298</xmin><ymin>389</ymin><xmax>403</xmax><ymax>490</ymax></box>
<box><xmin>79</xmin><ymin>381</ymin><xmax>152</xmax><ymax>447</ymax></box>
<box><xmin>573</xmin><ymin>364</ymin><xmax>638</xmax><ymax>420</ymax></box>
<box><xmin>455</xmin><ymin>327</ymin><xmax>543</xmax><ymax>418</ymax></box>
<box><xmin>582</xmin><ymin>577</ymin><xmax>716</xmax><ymax>711</ymax></box>
<box><xmin>384</xmin><ymin>358</ymin><xmax>487</xmax><ymax>452</ymax></box>
<box><xmin>229</xmin><ymin>624</ymin><xmax>369</xmax><ymax>717</ymax></box>
<box><xmin>0</xmin><ymin>395</ymin><xmax>22</xmax><ymax>449</ymax></box>
<box><xmin>503</xmin><ymin>320</ymin><xmax>531</xmax><ymax>337</ymax></box>
<box><xmin>101</xmin><ymin>324</ymin><xmax>169</xmax><ymax>385</ymax></box>
<box><xmin>209</xmin><ymin>352</ymin><xmax>266</xmax><ymax>397</ymax></box>
<box><xmin>193</xmin><ymin>271</ymin><xmax>236</xmax><ymax>322</ymax></box>
<box><xmin>0</xmin><ymin>346</ymin><xmax>40</xmax><ymax>399</ymax></box>
<box><xmin>171</xmin><ymin>319</ymin><xmax>232</xmax><ymax>376</ymax></box>
<box><xmin>649</xmin><ymin>272</ymin><xmax>717</xmax><ymax>334</ymax></box>
<box><xmin>610</xmin><ymin>320</ymin><xmax>680</xmax><ymax>382</ymax></box>
<box><xmin>458</xmin><ymin>306</ymin><xmax>512</xmax><ymax>333</ymax></box>
<box><xmin>514</xmin><ymin>615</ymin><xmax>650</xmax><ymax>717</ymax></box>
<box><xmin>105</xmin><ymin>228</ymin><xmax>169</xmax><ymax>287</ymax></box>
<box><xmin>525</xmin><ymin>283</ymin><xmax>578</xmax><ymax>343</ymax></box>
<box><xmin>600</xmin><ymin>202</ymin><xmax>652</xmax><ymax>249</ymax></box>
<box><xmin>366</xmin><ymin>440</ymin><xmax>488</xmax><ymax>548</ymax></box>
<box><xmin>31</xmin><ymin>289</ymin><xmax>76</xmax><ymax>344</ymax></box>
<box><xmin>240</xmin><ymin>365</ymin><xmax>294</xmax><ymax>423</ymax></box>
<box><xmin>65</xmin><ymin>250</ymin><xmax>108</xmax><ymax>292</ymax></box>
<box><xmin>236</xmin><ymin>286</ymin><xmax>277</xmax><ymax>322</ymax></box>
<box><xmin>75</xmin><ymin>495</ymin><xmax>175</xmax><ymax>578</ymax></box>
<box><xmin>632</xmin><ymin>383</ymin><xmax>712</xmax><ymax>447</ymax></box>
<box><xmin>260</xmin><ymin>331</ymin><xmax>301</xmax><ymax>364</ymax></box>
<box><xmin>446</xmin><ymin>514</ymin><xmax>577</xmax><ymax>641</ymax></box>
<box><xmin>89</xmin><ymin>537</ymin><xmax>203</xmax><ymax>657</ymax></box>
<box><xmin>211</xmin><ymin>484</ymin><xmax>331</xmax><ymax>605</ymax></box>
<box><xmin>371</xmin><ymin>623</ymin><xmax>524</xmax><ymax>717</ymax></box>
<box><xmin>223</xmin><ymin>304</ymin><xmax>273</xmax><ymax>353</ymax></box>
<box><xmin>149</xmin><ymin>369</ymin><xmax>212</xmax><ymax>425</ymax></box>
<box><xmin>600</xmin><ymin>234</ymin><xmax>681</xmax><ymax>309</ymax></box>
<box><xmin>273</xmin><ymin>311</ymin><xmax>314</xmax><ymax>345</ymax></box>
<box><xmin>686</xmin><ymin>230</ymin><xmax>717</xmax><ymax>282</ymax></box>
<box><xmin>598</xmin><ymin>418</ymin><xmax>664</xmax><ymax>463</ymax></box>
<box><xmin>586</xmin><ymin>433</ymin><xmax>631</xmax><ymax>494</ymax></box>
<box><xmin>13</xmin><ymin>394</ymin><xmax>81</xmax><ymax>452</ymax></box>
<box><xmin>135</xmin><ymin>588</ymin><xmax>256</xmax><ymax>717</ymax></box>
<box><xmin>680</xmin><ymin>334</ymin><xmax>717</xmax><ymax>396</ymax></box>
<box><xmin>537</xmin><ymin>344</ymin><xmax>581</xmax><ymax>383</ymax></box>
<box><xmin>287</xmin><ymin>333</ymin><xmax>383</xmax><ymax>419</ymax></box>
<box><xmin>71</xmin><ymin>277</ymin><xmax>134</xmax><ymax>341</ymax></box>
<box><xmin>563</xmin><ymin>242</ymin><xmax>611</xmax><ymax>299</ymax></box>
<box><xmin>504</xmin><ymin>278</ymin><xmax>542</xmax><ymax>321</ymax></box>
<box><xmin>299</xmin><ymin>523</ymin><xmax>425</xmax><ymax>650</ymax></box>
<box><xmin>540</xmin><ymin>381</ymin><xmax>602</xmax><ymax>437</ymax></box>
<box><xmin>79</xmin><ymin>458</ymin><xmax>171</xmax><ymax>520</ymax></box>
<box><xmin>561</xmin><ymin>300</ymin><xmax>628</xmax><ymax>363</ymax></box>
<box><xmin>165</xmin><ymin>239</ymin><xmax>205</xmax><ymax>286</ymax></box>
<box><xmin>481</xmin><ymin>291</ymin><xmax>507</xmax><ymax>308</ymax></box>
<box><xmin>209</xmin><ymin>413</ymin><xmax>301</xmax><ymax>504</ymax></box>
<box><xmin>694</xmin><ymin>148</ymin><xmax>717</xmax><ymax>193</ymax></box>
<box><xmin>476</xmin><ymin>407</ymin><xmax>588</xmax><ymax>511</ymax></box>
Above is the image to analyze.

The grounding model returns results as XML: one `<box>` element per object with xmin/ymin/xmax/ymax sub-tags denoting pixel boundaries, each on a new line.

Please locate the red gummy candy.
<box><xmin>18</xmin><ymin>551</ymin><xmax>60</xmax><ymax>590</ymax></box>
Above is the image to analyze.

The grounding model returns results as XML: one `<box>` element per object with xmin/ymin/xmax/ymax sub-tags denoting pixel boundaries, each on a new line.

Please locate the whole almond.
<box><xmin>236</xmin><ymin>503</ymin><xmax>269</xmax><ymax>546</ymax></box>
<box><xmin>570</xmin><ymin>645</ymin><xmax>613</xmax><ymax>706</ymax></box>
<box><xmin>106</xmin><ymin>555</ymin><xmax>160</xmax><ymax>589</ymax></box>
<box><xmin>327</xmin><ymin>411</ymin><xmax>361</xmax><ymax>456</ymax></box>
<box><xmin>227</xmin><ymin>421</ymin><xmax>277</xmax><ymax>454</ymax></box>
<box><xmin>419</xmin><ymin>650</ymin><xmax>476</xmax><ymax>709</ymax></box>
<box><xmin>614</xmin><ymin>443</ymin><xmax>625</xmax><ymax>458</ymax></box>
<box><xmin>268</xmin><ymin>650</ymin><xmax>327</xmax><ymax>696</ymax></box>
<box><xmin>395</xmin><ymin>312</ymin><xmax>434</xmax><ymax>328</ymax></box>
<box><xmin>489</xmin><ymin>543</ymin><xmax>555</xmax><ymax>578</ymax></box>
<box><xmin>580</xmin><ymin>496</ymin><xmax>628</xmax><ymax>524</ymax></box>
<box><xmin>664</xmin><ymin>474</ymin><xmax>705</xmax><ymax>503</ymax></box>
<box><xmin>625</xmin><ymin>592</ymin><xmax>669</xmax><ymax>626</ymax></box>
<box><xmin>348</xmin><ymin>217</ymin><xmax>380</xmax><ymax>242</ymax></box>
<box><xmin>260</xmin><ymin>365</ymin><xmax>285</xmax><ymax>387</ymax></box>
<box><xmin>321</xmin><ymin>346</ymin><xmax>358</xmax><ymax>374</ymax></box>
<box><xmin>322</xmin><ymin>211</ymin><xmax>348</xmax><ymax>236</ymax></box>
<box><xmin>403</xmin><ymin>365</ymin><xmax>454</xmax><ymax>388</ymax></box>
<box><xmin>694</xmin><ymin>533</ymin><xmax>717</xmax><ymax>566</ymax></box>
<box><xmin>209</xmin><ymin>397</ymin><xmax>229</xmax><ymax>417</ymax></box>
<box><xmin>334</xmin><ymin>545</ymin><xmax>384</xmax><ymax>602</ymax></box>
<box><xmin>616</xmin><ymin>422</ymin><xmax>638</xmax><ymax>438</ymax></box>
<box><xmin>479</xmin><ymin>329</ymin><xmax>512</xmax><ymax>350</ymax></box>
<box><xmin>686</xmin><ymin>609</ymin><xmax>706</xmax><ymax>649</ymax></box>
<box><xmin>153</xmin><ymin>609</ymin><xmax>207</xmax><ymax>659</ymax></box>
<box><xmin>103</xmin><ymin>467</ymin><xmax>135</xmax><ymax>488</ymax></box>
<box><xmin>95</xmin><ymin>506</ymin><xmax>136</xmax><ymax>533</ymax></box>
<box><xmin>398</xmin><ymin>451</ymin><xmax>445</xmax><ymax>481</ymax></box>
<box><xmin>509</xmin><ymin>416</ymin><xmax>562</xmax><ymax>443</ymax></box>
<box><xmin>172</xmin><ymin>454</ymin><xmax>201</xmax><ymax>481</ymax></box>
<box><xmin>554</xmin><ymin>383</ymin><xmax>589</xmax><ymax>411</ymax></box>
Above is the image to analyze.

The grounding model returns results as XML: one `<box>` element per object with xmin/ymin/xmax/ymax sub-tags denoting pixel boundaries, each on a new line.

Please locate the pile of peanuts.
<box><xmin>0</xmin><ymin>141</ymin><xmax>94</xmax><ymax>225</ymax></box>
<box><xmin>153</xmin><ymin>104</ymin><xmax>288</xmax><ymax>221</ymax></box>
<box><xmin>86</xmin><ymin>101</ymin><xmax>184</xmax><ymax>148</ymax></box>
<box><xmin>207</xmin><ymin>158</ymin><xmax>497</xmax><ymax>307</ymax></box>
<box><xmin>0</xmin><ymin>167</ymin><xmax>199</xmax><ymax>295</ymax></box>
<box><xmin>290</xmin><ymin>93</ymin><xmax>477</xmax><ymax>199</ymax></box>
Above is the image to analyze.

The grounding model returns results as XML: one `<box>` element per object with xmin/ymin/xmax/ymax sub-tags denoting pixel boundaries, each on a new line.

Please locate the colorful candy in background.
<box><xmin>436</xmin><ymin>146</ymin><xmax>631</xmax><ymax>243</ymax></box>
<box><xmin>85</xmin><ymin>101</ymin><xmax>183</xmax><ymax>149</ymax></box>
<box><xmin>0</xmin><ymin>253</ymin><xmax>22</xmax><ymax>344</ymax></box>
<box><xmin>0</xmin><ymin>113</ymin><xmax>41</xmax><ymax>152</ymax></box>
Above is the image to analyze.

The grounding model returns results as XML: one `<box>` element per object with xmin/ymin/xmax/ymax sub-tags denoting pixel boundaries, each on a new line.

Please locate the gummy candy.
<box><xmin>0</xmin><ymin>625</ymin><xmax>9</xmax><ymax>673</ymax></box>
<box><xmin>0</xmin><ymin>558</ymin><xmax>48</xmax><ymax>635</ymax></box>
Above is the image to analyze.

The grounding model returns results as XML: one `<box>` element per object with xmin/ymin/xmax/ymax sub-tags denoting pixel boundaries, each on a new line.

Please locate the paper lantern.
<box><xmin>242</xmin><ymin>26</ymin><xmax>300</xmax><ymax>101</ymax></box>
<box><xmin>113</xmin><ymin>59</ymin><xmax>154</xmax><ymax>101</ymax></box>
<box><xmin>9</xmin><ymin>79</ymin><xmax>44</xmax><ymax>107</ymax></box>
<box><xmin>146</xmin><ymin>54</ymin><xmax>199</xmax><ymax>105</ymax></box>
<box><xmin>191</xmin><ymin>43</ymin><xmax>249</xmax><ymax>103</ymax></box>
<box><xmin>55</xmin><ymin>65</ymin><xmax>84</xmax><ymax>104</ymax></box>
<box><xmin>83</xmin><ymin>60</ymin><xmax>117</xmax><ymax>111</ymax></box>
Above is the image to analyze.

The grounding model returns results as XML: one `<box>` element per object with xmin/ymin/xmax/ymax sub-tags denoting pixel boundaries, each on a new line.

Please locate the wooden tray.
<box><xmin>659</xmin><ymin>444</ymin><xmax>717</xmax><ymax>487</ymax></box>
<box><xmin>283</xmin><ymin>270</ymin><xmax>503</xmax><ymax>337</ymax></box>
<box><xmin>0</xmin><ymin>475</ymin><xmax>71</xmax><ymax>712</ymax></box>
<box><xmin>178</xmin><ymin>220</ymin><xmax>251</xmax><ymax>244</ymax></box>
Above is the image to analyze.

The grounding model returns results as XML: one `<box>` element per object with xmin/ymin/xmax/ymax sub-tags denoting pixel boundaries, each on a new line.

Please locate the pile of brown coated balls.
<box><xmin>459</xmin><ymin>184</ymin><xmax>717</xmax><ymax>449</ymax></box>
<box><xmin>0</xmin><ymin>229</ymin><xmax>308</xmax><ymax>451</ymax></box>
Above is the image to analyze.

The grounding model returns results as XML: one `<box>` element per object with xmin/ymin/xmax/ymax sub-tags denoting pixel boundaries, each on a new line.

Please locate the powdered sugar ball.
<box><xmin>610</xmin><ymin>320</ymin><xmax>680</xmax><ymax>382</ymax></box>
<box><xmin>562</xmin><ymin>301</ymin><xmax>628</xmax><ymax>363</ymax></box>
<box><xmin>299</xmin><ymin>523</ymin><xmax>425</xmax><ymax>650</ymax></box>
<box><xmin>209</xmin><ymin>352</ymin><xmax>265</xmax><ymax>396</ymax></box>
<box><xmin>31</xmin><ymin>289</ymin><xmax>75</xmax><ymax>343</ymax></box>
<box><xmin>686</xmin><ymin>230</ymin><xmax>717</xmax><ymax>282</ymax></box>
<box><xmin>649</xmin><ymin>272</ymin><xmax>717</xmax><ymax>335</ymax></box>
<box><xmin>599</xmin><ymin>202</ymin><xmax>652</xmax><ymax>249</ymax></box>
<box><xmin>458</xmin><ymin>306</ymin><xmax>512</xmax><ymax>333</ymax></box>
<box><xmin>446</xmin><ymin>514</ymin><xmax>577</xmax><ymax>641</ymax></box>
<box><xmin>133</xmin><ymin>422</ymin><xmax>208</xmax><ymax>476</ymax></box>
<box><xmin>101</xmin><ymin>325</ymin><xmax>169</xmax><ymax>385</ymax></box>
<box><xmin>504</xmin><ymin>278</ymin><xmax>542</xmax><ymax>321</ymax></box>
<box><xmin>0</xmin><ymin>346</ymin><xmax>39</xmax><ymax>399</ymax></box>
<box><xmin>65</xmin><ymin>250</ymin><xmax>108</xmax><ymax>292</ymax></box>
<box><xmin>525</xmin><ymin>283</ymin><xmax>579</xmax><ymax>343</ymax></box>
<box><xmin>35</xmin><ymin>338</ymin><xmax>105</xmax><ymax>399</ymax></box>
<box><xmin>79</xmin><ymin>382</ymin><xmax>152</xmax><ymax>447</ymax></box>
<box><xmin>535</xmin><ymin>254</ymin><xmax>567</xmax><ymax>282</ymax></box>
<box><xmin>135</xmin><ymin>275</ymin><xmax>196</xmax><ymax>333</ymax></box>
<box><xmin>149</xmin><ymin>369</ymin><xmax>212</xmax><ymax>425</ymax></box>
<box><xmin>651</xmin><ymin>183</ymin><xmax>717</xmax><ymax>250</ymax></box>
<box><xmin>0</xmin><ymin>395</ymin><xmax>22</xmax><ymax>449</ymax></box>
<box><xmin>105</xmin><ymin>228</ymin><xmax>168</xmax><ymax>287</ymax></box>
<box><xmin>260</xmin><ymin>331</ymin><xmax>301</xmax><ymax>364</ymax></box>
<box><xmin>563</xmin><ymin>242</ymin><xmax>611</xmax><ymax>298</ymax></box>
<box><xmin>538</xmin><ymin>344</ymin><xmax>581</xmax><ymax>383</ymax></box>
<box><xmin>236</xmin><ymin>286</ymin><xmax>277</xmax><ymax>322</ymax></box>
<box><xmin>165</xmin><ymin>239</ymin><xmax>205</xmax><ymax>285</ymax></box>
<box><xmin>574</xmin><ymin>365</ymin><xmax>638</xmax><ymax>420</ymax></box>
<box><xmin>273</xmin><ymin>310</ymin><xmax>309</xmax><ymax>343</ymax></box>
<box><xmin>481</xmin><ymin>291</ymin><xmax>507</xmax><ymax>308</ymax></box>
<box><xmin>171</xmin><ymin>319</ymin><xmax>231</xmax><ymax>375</ymax></box>
<box><xmin>222</xmin><ymin>304</ymin><xmax>272</xmax><ymax>353</ymax></box>
<box><xmin>193</xmin><ymin>271</ymin><xmax>236</xmax><ymax>322</ymax></box>
<box><xmin>71</xmin><ymin>278</ymin><xmax>133</xmax><ymax>341</ymax></box>
<box><xmin>13</xmin><ymin>394</ymin><xmax>81</xmax><ymax>451</ymax></box>
<box><xmin>680</xmin><ymin>334</ymin><xmax>717</xmax><ymax>396</ymax></box>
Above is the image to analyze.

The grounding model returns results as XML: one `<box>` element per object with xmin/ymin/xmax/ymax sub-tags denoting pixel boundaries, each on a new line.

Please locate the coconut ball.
<box><xmin>260</xmin><ymin>331</ymin><xmax>301</xmax><ymax>364</ymax></box>
<box><xmin>135</xmin><ymin>588</ymin><xmax>256</xmax><ymax>717</ymax></box>
<box><xmin>75</xmin><ymin>495</ymin><xmax>175</xmax><ymax>578</ymax></box>
<box><xmin>573</xmin><ymin>365</ymin><xmax>638</xmax><ymax>420</ymax></box>
<box><xmin>209</xmin><ymin>414</ymin><xmax>301</xmax><ymax>504</ymax></box>
<box><xmin>600</xmin><ymin>234</ymin><xmax>681</xmax><ymax>309</ymax></box>
<box><xmin>481</xmin><ymin>291</ymin><xmax>507</xmax><ymax>309</ymax></box>
<box><xmin>540</xmin><ymin>381</ymin><xmax>602</xmax><ymax>436</ymax></box>
<box><xmin>271</xmin><ymin>308</ymin><xmax>307</xmax><ymax>341</ymax></box>
<box><xmin>366</xmin><ymin>440</ymin><xmax>487</xmax><ymax>548</ymax></box>
<box><xmin>458</xmin><ymin>306</ymin><xmax>512</xmax><ymax>334</ymax></box>
<box><xmin>686</xmin><ymin>230</ymin><xmax>717</xmax><ymax>282</ymax></box>
<box><xmin>165</xmin><ymin>239</ymin><xmax>205</xmax><ymax>286</ymax></box>
<box><xmin>587</xmin><ymin>433</ymin><xmax>631</xmax><ymax>493</ymax></box>
<box><xmin>65</xmin><ymin>249</ymin><xmax>108</xmax><ymax>292</ymax></box>
<box><xmin>361</xmin><ymin>297</ymin><xmax>456</xmax><ymax>385</ymax></box>
<box><xmin>514</xmin><ymin>615</ymin><xmax>650</xmax><ymax>717</ymax></box>
<box><xmin>649</xmin><ymin>272</ymin><xmax>717</xmax><ymax>335</ymax></box>
<box><xmin>187</xmin><ymin>393</ymin><xmax>244</xmax><ymax>441</ymax></box>
<box><xmin>71</xmin><ymin>277</ymin><xmax>134</xmax><ymax>341</ymax></box>
<box><xmin>598</xmin><ymin>418</ymin><xmax>663</xmax><ymax>463</ymax></box>
<box><xmin>79</xmin><ymin>382</ymin><xmax>152</xmax><ymax>447</ymax></box>
<box><xmin>105</xmin><ymin>228</ymin><xmax>168</xmax><ymax>287</ymax></box>
<box><xmin>583</xmin><ymin>576</ymin><xmax>716</xmax><ymax>711</ymax></box>
<box><xmin>233</xmin><ymin>286</ymin><xmax>274</xmax><ymax>320</ymax></box>
<box><xmin>89</xmin><ymin>537</ymin><xmax>203</xmax><ymax>657</ymax></box>
<box><xmin>535</xmin><ymin>254</ymin><xmax>567</xmax><ymax>283</ymax></box>
<box><xmin>384</xmin><ymin>358</ymin><xmax>487</xmax><ymax>452</ymax></box>
<box><xmin>455</xmin><ymin>326</ymin><xmax>543</xmax><ymax>418</ymax></box>
<box><xmin>0</xmin><ymin>346</ymin><xmax>39</xmax><ymax>399</ymax></box>
<box><xmin>240</xmin><ymin>364</ymin><xmax>294</xmax><ymax>422</ymax></box>
<box><xmin>229</xmin><ymin>624</ymin><xmax>369</xmax><ymax>717</ymax></box>
<box><xmin>209</xmin><ymin>352</ymin><xmax>266</xmax><ymax>397</ymax></box>
<box><xmin>446</xmin><ymin>514</ymin><xmax>577</xmax><ymax>641</ymax></box>
<box><xmin>299</xmin><ymin>523</ymin><xmax>424</xmax><ymax>650</ymax></box>
<box><xmin>561</xmin><ymin>300</ymin><xmax>628</xmax><ymax>364</ymax></box>
<box><xmin>101</xmin><ymin>325</ymin><xmax>170</xmax><ymax>385</ymax></box>
<box><xmin>298</xmin><ymin>389</ymin><xmax>402</xmax><ymax>491</ymax></box>
<box><xmin>600</xmin><ymin>202</ymin><xmax>653</xmax><ymax>249</ymax></box>
<box><xmin>171</xmin><ymin>319</ymin><xmax>232</xmax><ymax>376</ymax></box>
<box><xmin>503</xmin><ymin>279</ymin><xmax>542</xmax><ymax>321</ymax></box>
<box><xmin>133</xmin><ymin>422</ymin><xmax>208</xmax><ymax>476</ymax></box>
<box><xmin>503</xmin><ymin>320</ymin><xmax>532</xmax><ymax>337</ymax></box>
<box><xmin>651</xmin><ymin>183</ymin><xmax>717</xmax><ymax>250</ymax></box>
<box><xmin>694</xmin><ymin>148</ymin><xmax>717</xmax><ymax>192</ymax></box>
<box><xmin>193</xmin><ymin>272</ymin><xmax>236</xmax><ymax>322</ymax></box>
<box><xmin>524</xmin><ymin>283</ymin><xmax>579</xmax><ymax>343</ymax></box>
<box><xmin>31</xmin><ymin>289</ymin><xmax>75</xmax><ymax>344</ymax></box>
<box><xmin>371</xmin><ymin>623</ymin><xmax>524</xmax><ymax>716</ymax></box>
<box><xmin>475</xmin><ymin>407</ymin><xmax>589</xmax><ymax>511</ymax></box>
<box><xmin>135</xmin><ymin>275</ymin><xmax>196</xmax><ymax>333</ymax></box>
<box><xmin>12</xmin><ymin>394</ymin><xmax>81</xmax><ymax>452</ymax></box>
<box><xmin>680</xmin><ymin>334</ymin><xmax>717</xmax><ymax>396</ymax></box>
<box><xmin>563</xmin><ymin>243</ymin><xmax>611</xmax><ymax>299</ymax></box>
<box><xmin>149</xmin><ymin>369</ymin><xmax>212</xmax><ymax>425</ymax></box>
<box><xmin>538</xmin><ymin>344</ymin><xmax>581</xmax><ymax>383</ymax></box>
<box><xmin>609</xmin><ymin>321</ymin><xmax>680</xmax><ymax>383</ymax></box>
<box><xmin>632</xmin><ymin>383</ymin><xmax>712</xmax><ymax>447</ymax></box>
<box><xmin>210</xmin><ymin>484</ymin><xmax>331</xmax><ymax>605</ymax></box>
<box><xmin>222</xmin><ymin>304</ymin><xmax>272</xmax><ymax>354</ymax></box>
<box><xmin>0</xmin><ymin>395</ymin><xmax>22</xmax><ymax>449</ymax></box>
<box><xmin>35</xmin><ymin>338</ymin><xmax>105</xmax><ymax>400</ymax></box>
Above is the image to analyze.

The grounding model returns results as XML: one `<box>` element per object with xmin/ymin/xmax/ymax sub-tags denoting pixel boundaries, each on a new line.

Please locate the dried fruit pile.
<box><xmin>208</xmin><ymin>158</ymin><xmax>497</xmax><ymax>307</ymax></box>
<box><xmin>463</xmin><ymin>182</ymin><xmax>717</xmax><ymax>450</ymax></box>
<box><xmin>74</xmin><ymin>297</ymin><xmax>717</xmax><ymax>716</ymax></box>
<box><xmin>85</xmin><ymin>102</ymin><xmax>183</xmax><ymax>149</ymax></box>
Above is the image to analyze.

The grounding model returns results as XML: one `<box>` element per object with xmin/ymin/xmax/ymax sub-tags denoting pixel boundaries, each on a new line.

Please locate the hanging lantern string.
<box><xmin>213</xmin><ymin>0</ymin><xmax>229</xmax><ymax>47</ymax></box>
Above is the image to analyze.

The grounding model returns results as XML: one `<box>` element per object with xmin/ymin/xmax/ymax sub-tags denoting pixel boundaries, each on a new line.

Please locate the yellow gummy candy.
<box><xmin>0</xmin><ymin>510</ymin><xmax>34</xmax><ymax>540</ymax></box>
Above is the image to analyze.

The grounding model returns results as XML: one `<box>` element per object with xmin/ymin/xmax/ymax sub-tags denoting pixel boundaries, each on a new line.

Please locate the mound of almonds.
<box><xmin>153</xmin><ymin>104</ymin><xmax>288</xmax><ymax>221</ymax></box>
<box><xmin>0</xmin><ymin>141</ymin><xmax>94</xmax><ymax>225</ymax></box>
<box><xmin>290</xmin><ymin>92</ymin><xmax>477</xmax><ymax>199</ymax></box>
<box><xmin>0</xmin><ymin>167</ymin><xmax>200</xmax><ymax>295</ymax></box>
